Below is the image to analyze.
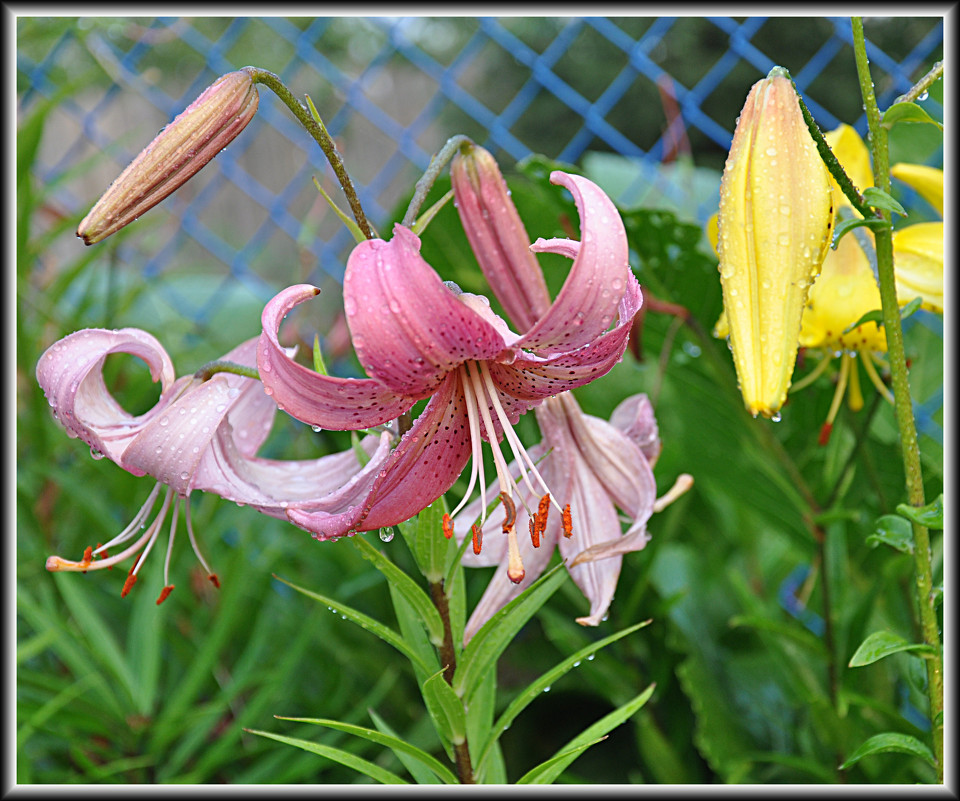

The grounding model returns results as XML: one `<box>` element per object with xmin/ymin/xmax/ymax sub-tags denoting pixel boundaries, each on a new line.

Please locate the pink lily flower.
<box><xmin>37</xmin><ymin>328</ymin><xmax>393</xmax><ymax>603</ymax></box>
<box><xmin>454</xmin><ymin>391</ymin><xmax>663</xmax><ymax>640</ymax></box>
<box><xmin>258</xmin><ymin>163</ymin><xmax>642</xmax><ymax>584</ymax></box>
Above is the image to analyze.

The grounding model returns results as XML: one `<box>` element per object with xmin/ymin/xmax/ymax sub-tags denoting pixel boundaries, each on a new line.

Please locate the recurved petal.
<box><xmin>890</xmin><ymin>163</ymin><xmax>943</xmax><ymax>217</ymax></box>
<box><xmin>36</xmin><ymin>328</ymin><xmax>178</xmax><ymax>465</ymax></box>
<box><xmin>287</xmin><ymin>371</ymin><xmax>474</xmax><ymax>538</ymax></box>
<box><xmin>608</xmin><ymin>393</ymin><xmax>661</xmax><ymax>465</ymax></box>
<box><xmin>258</xmin><ymin>284</ymin><xmax>413</xmax><ymax>430</ymax></box>
<box><xmin>344</xmin><ymin>225</ymin><xmax>513</xmax><ymax>397</ymax></box>
<box><xmin>518</xmin><ymin>172</ymin><xmax>631</xmax><ymax>353</ymax></box>
<box><xmin>893</xmin><ymin>222</ymin><xmax>944</xmax><ymax>313</ymax></box>
<box><xmin>489</xmin><ymin>272</ymin><xmax>641</xmax><ymax>400</ymax></box>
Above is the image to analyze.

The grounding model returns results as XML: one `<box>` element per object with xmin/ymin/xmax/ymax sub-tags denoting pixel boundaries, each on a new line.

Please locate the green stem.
<box><xmin>851</xmin><ymin>17</ymin><xmax>942</xmax><ymax>781</ymax></box>
<box><xmin>194</xmin><ymin>359</ymin><xmax>259</xmax><ymax>382</ymax></box>
<box><xmin>244</xmin><ymin>67</ymin><xmax>374</xmax><ymax>240</ymax></box>
<box><xmin>401</xmin><ymin>135</ymin><xmax>473</xmax><ymax>228</ymax></box>
<box><xmin>429</xmin><ymin>579</ymin><xmax>475</xmax><ymax>783</ymax></box>
<box><xmin>892</xmin><ymin>59</ymin><xmax>944</xmax><ymax>106</ymax></box>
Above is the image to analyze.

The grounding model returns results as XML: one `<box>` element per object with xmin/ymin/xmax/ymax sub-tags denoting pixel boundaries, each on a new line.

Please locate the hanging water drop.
<box><xmin>379</xmin><ymin>529</ymin><xmax>394</xmax><ymax>543</ymax></box>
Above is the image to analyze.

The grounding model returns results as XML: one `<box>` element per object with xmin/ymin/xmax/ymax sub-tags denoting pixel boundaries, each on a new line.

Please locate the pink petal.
<box><xmin>343</xmin><ymin>225</ymin><xmax>513</xmax><ymax>397</ymax></box>
<box><xmin>287</xmin><ymin>371</ymin><xmax>474</xmax><ymax>538</ymax></box>
<box><xmin>35</xmin><ymin>328</ymin><xmax>178</xmax><ymax>466</ymax></box>
<box><xmin>517</xmin><ymin>172</ymin><xmax>630</xmax><ymax>353</ymax></box>
<box><xmin>609</xmin><ymin>393</ymin><xmax>661</xmax><ymax>466</ymax></box>
<box><xmin>258</xmin><ymin>284</ymin><xmax>413</xmax><ymax>430</ymax></box>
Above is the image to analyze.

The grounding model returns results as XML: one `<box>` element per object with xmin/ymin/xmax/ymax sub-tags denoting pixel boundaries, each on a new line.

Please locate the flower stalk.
<box><xmin>244</xmin><ymin>67</ymin><xmax>374</xmax><ymax>240</ymax></box>
<box><xmin>851</xmin><ymin>17</ymin><xmax>942</xmax><ymax>780</ymax></box>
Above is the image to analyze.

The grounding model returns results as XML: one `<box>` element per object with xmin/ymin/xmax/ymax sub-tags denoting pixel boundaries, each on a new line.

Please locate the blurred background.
<box><xmin>16</xmin><ymin>15</ymin><xmax>944</xmax><ymax>784</ymax></box>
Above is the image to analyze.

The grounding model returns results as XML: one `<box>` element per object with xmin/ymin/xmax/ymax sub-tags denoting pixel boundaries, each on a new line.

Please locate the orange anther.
<box><xmin>121</xmin><ymin>573</ymin><xmax>138</xmax><ymax>598</ymax></box>
<box><xmin>471</xmin><ymin>523</ymin><xmax>483</xmax><ymax>555</ymax></box>
<box><xmin>208</xmin><ymin>574</ymin><xmax>221</xmax><ymax>589</ymax></box>
<box><xmin>156</xmin><ymin>585</ymin><xmax>174</xmax><ymax>605</ymax></box>
<box><xmin>442</xmin><ymin>513</ymin><xmax>454</xmax><ymax>540</ymax></box>
<box><xmin>818</xmin><ymin>422</ymin><xmax>833</xmax><ymax>446</ymax></box>
<box><xmin>561</xmin><ymin>504</ymin><xmax>573</xmax><ymax>538</ymax></box>
<box><xmin>499</xmin><ymin>491</ymin><xmax>516</xmax><ymax>534</ymax></box>
<box><xmin>529</xmin><ymin>517</ymin><xmax>540</xmax><ymax>548</ymax></box>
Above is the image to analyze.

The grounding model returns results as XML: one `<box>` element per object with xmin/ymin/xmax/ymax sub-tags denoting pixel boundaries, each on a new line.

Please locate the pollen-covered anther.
<box><xmin>121</xmin><ymin>571</ymin><xmax>138</xmax><ymax>598</ymax></box>
<box><xmin>156</xmin><ymin>585</ymin><xmax>175</xmax><ymax>605</ymax></box>
<box><xmin>529</xmin><ymin>517</ymin><xmax>540</xmax><ymax>549</ymax></box>
<box><xmin>208</xmin><ymin>574</ymin><xmax>221</xmax><ymax>589</ymax></box>
<box><xmin>442</xmin><ymin>513</ymin><xmax>454</xmax><ymax>540</ymax></box>
<box><xmin>80</xmin><ymin>546</ymin><xmax>94</xmax><ymax>572</ymax></box>
<box><xmin>499</xmin><ymin>491</ymin><xmax>517</xmax><ymax>534</ymax></box>
<box><xmin>562</xmin><ymin>503</ymin><xmax>573</xmax><ymax>538</ymax></box>
<box><xmin>471</xmin><ymin>523</ymin><xmax>483</xmax><ymax>555</ymax></box>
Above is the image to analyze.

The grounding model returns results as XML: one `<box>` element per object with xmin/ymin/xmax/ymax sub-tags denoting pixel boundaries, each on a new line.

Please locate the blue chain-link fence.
<box><xmin>17</xmin><ymin>15</ymin><xmax>944</xmax><ymax>440</ymax></box>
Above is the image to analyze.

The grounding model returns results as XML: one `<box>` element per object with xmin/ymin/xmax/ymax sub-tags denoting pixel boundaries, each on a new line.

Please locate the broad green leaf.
<box><xmin>422</xmin><ymin>670</ymin><xmax>467</xmax><ymax>745</ymax></box>
<box><xmin>276</xmin><ymin>715</ymin><xmax>458</xmax><ymax>784</ymax></box>
<box><xmin>273</xmin><ymin>574</ymin><xmax>434</xmax><ymax>675</ymax></box>
<box><xmin>848</xmin><ymin>630</ymin><xmax>936</xmax><ymax>667</ymax></box>
<box><xmin>832</xmin><ymin>215</ymin><xmax>890</xmax><ymax>248</ymax></box>
<box><xmin>245</xmin><ymin>728</ymin><xmax>408</xmax><ymax>784</ymax></box>
<box><xmin>896</xmin><ymin>495</ymin><xmax>943</xmax><ymax>530</ymax></box>
<box><xmin>474</xmin><ymin>620</ymin><xmax>651</xmax><ymax>774</ymax></box>
<box><xmin>452</xmin><ymin>564</ymin><xmax>567</xmax><ymax>703</ymax></box>
<box><xmin>862</xmin><ymin>187</ymin><xmax>908</xmax><ymax>217</ymax></box>
<box><xmin>367</xmin><ymin>708</ymin><xmax>450</xmax><ymax>785</ymax></box>
<box><xmin>867</xmin><ymin>514</ymin><xmax>914</xmax><ymax>553</ymax></box>
<box><xmin>516</xmin><ymin>684</ymin><xmax>655</xmax><ymax>784</ymax></box>
<box><xmin>399</xmin><ymin>498</ymin><xmax>452</xmax><ymax>583</ymax></box>
<box><xmin>350</xmin><ymin>535</ymin><xmax>444</xmax><ymax>645</ymax></box>
<box><xmin>882</xmin><ymin>101</ymin><xmax>944</xmax><ymax>131</ymax></box>
<box><xmin>515</xmin><ymin>737</ymin><xmax>607</xmax><ymax>784</ymax></box>
<box><xmin>840</xmin><ymin>732</ymin><xmax>936</xmax><ymax>769</ymax></box>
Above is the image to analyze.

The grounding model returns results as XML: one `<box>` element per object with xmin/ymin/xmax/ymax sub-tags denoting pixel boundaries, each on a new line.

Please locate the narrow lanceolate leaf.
<box><xmin>350</xmin><ymin>535</ymin><xmax>445</xmax><ymax>645</ymax></box>
<box><xmin>716</xmin><ymin>66</ymin><xmax>834</xmax><ymax>418</ymax></box>
<box><xmin>245</xmin><ymin>728</ymin><xmax>408</xmax><ymax>784</ymax></box>
<box><xmin>840</xmin><ymin>732</ymin><xmax>937</xmax><ymax>769</ymax></box>
<box><xmin>275</xmin><ymin>716</ymin><xmax>458</xmax><ymax>784</ymax></box>
<box><xmin>516</xmin><ymin>683</ymin><xmax>656</xmax><ymax>784</ymax></box>
<box><xmin>848</xmin><ymin>630</ymin><xmax>936</xmax><ymax>667</ymax></box>
<box><xmin>452</xmin><ymin>564</ymin><xmax>568</xmax><ymax>703</ymax></box>
<box><xmin>273</xmin><ymin>574</ymin><xmax>434</xmax><ymax>675</ymax></box>
<box><xmin>399</xmin><ymin>498</ymin><xmax>452</xmax><ymax>584</ymax></box>
<box><xmin>474</xmin><ymin>620</ymin><xmax>651</xmax><ymax>774</ymax></box>
<box><xmin>422</xmin><ymin>670</ymin><xmax>468</xmax><ymax>745</ymax></box>
<box><xmin>367</xmin><ymin>708</ymin><xmax>453</xmax><ymax>785</ymax></box>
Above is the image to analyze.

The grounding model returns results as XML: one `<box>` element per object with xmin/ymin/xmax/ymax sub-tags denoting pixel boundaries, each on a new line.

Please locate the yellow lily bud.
<box><xmin>77</xmin><ymin>69</ymin><xmax>259</xmax><ymax>245</ymax></box>
<box><xmin>717</xmin><ymin>67</ymin><xmax>834</xmax><ymax>418</ymax></box>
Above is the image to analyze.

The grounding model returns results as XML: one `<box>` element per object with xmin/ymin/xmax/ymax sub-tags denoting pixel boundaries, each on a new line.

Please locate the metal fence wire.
<box><xmin>17</xmin><ymin>15</ymin><xmax>944</xmax><ymax>441</ymax></box>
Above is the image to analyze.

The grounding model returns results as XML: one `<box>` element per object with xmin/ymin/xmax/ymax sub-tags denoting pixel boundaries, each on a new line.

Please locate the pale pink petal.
<box><xmin>344</xmin><ymin>225</ymin><xmax>513</xmax><ymax>397</ymax></box>
<box><xmin>517</xmin><ymin>172</ymin><xmax>631</xmax><ymax>353</ymax></box>
<box><xmin>609</xmin><ymin>393</ymin><xmax>661</xmax><ymax>466</ymax></box>
<box><xmin>35</xmin><ymin>328</ymin><xmax>178</xmax><ymax>466</ymax></box>
<box><xmin>258</xmin><ymin>284</ymin><xmax>413</xmax><ymax>430</ymax></box>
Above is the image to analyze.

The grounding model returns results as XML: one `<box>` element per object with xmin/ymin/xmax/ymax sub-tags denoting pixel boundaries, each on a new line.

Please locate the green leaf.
<box><xmin>728</xmin><ymin>615</ymin><xmax>829</xmax><ymax>657</ymax></box>
<box><xmin>276</xmin><ymin>715</ymin><xmax>458</xmax><ymax>784</ymax></box>
<box><xmin>515</xmin><ymin>737</ymin><xmax>608</xmax><ymax>784</ymax></box>
<box><xmin>350</xmin><ymin>535</ymin><xmax>445</xmax><ymax>645</ymax></box>
<box><xmin>840</xmin><ymin>732</ymin><xmax>936</xmax><ymax>769</ymax></box>
<box><xmin>516</xmin><ymin>684</ymin><xmax>655</xmax><ymax>784</ymax></box>
<box><xmin>474</xmin><ymin>620</ymin><xmax>651</xmax><ymax>774</ymax></box>
<box><xmin>399</xmin><ymin>499</ymin><xmax>452</xmax><ymax>583</ymax></box>
<box><xmin>452</xmin><ymin>564</ymin><xmax>567</xmax><ymax>703</ymax></box>
<box><xmin>245</xmin><ymin>728</ymin><xmax>408</xmax><ymax>784</ymax></box>
<box><xmin>882</xmin><ymin>101</ymin><xmax>944</xmax><ymax>131</ymax></box>
<box><xmin>862</xmin><ymin>187</ymin><xmax>907</xmax><ymax>217</ymax></box>
<box><xmin>366</xmin><ymin>708</ymin><xmax>449</xmax><ymax>785</ymax></box>
<box><xmin>831</xmin><ymin>215</ymin><xmax>890</xmax><ymax>248</ymax></box>
<box><xmin>896</xmin><ymin>494</ymin><xmax>943</xmax><ymax>530</ymax></box>
<box><xmin>273</xmin><ymin>574</ymin><xmax>434</xmax><ymax>675</ymax></box>
<box><xmin>848</xmin><ymin>630</ymin><xmax>936</xmax><ymax>667</ymax></box>
<box><xmin>311</xmin><ymin>334</ymin><xmax>328</xmax><ymax>375</ymax></box>
<box><xmin>867</xmin><ymin>514</ymin><xmax>914</xmax><ymax>553</ymax></box>
<box><xmin>422</xmin><ymin>670</ymin><xmax>467</xmax><ymax>746</ymax></box>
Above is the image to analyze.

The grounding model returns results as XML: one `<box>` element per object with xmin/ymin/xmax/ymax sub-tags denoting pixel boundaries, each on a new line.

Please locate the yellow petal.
<box><xmin>893</xmin><ymin>221</ymin><xmax>944</xmax><ymax>313</ymax></box>
<box><xmin>717</xmin><ymin>69</ymin><xmax>834</xmax><ymax>418</ymax></box>
<box><xmin>824</xmin><ymin>124</ymin><xmax>873</xmax><ymax>213</ymax></box>
<box><xmin>891</xmin><ymin>163</ymin><xmax>943</xmax><ymax>216</ymax></box>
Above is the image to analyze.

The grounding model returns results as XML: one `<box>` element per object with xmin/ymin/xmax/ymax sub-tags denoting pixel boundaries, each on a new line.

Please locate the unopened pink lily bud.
<box><xmin>77</xmin><ymin>69</ymin><xmax>259</xmax><ymax>245</ymax></box>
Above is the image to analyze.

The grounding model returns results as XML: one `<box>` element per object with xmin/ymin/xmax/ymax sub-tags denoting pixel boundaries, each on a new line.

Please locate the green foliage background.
<box><xmin>16</xmin><ymin>16</ymin><xmax>943</xmax><ymax>785</ymax></box>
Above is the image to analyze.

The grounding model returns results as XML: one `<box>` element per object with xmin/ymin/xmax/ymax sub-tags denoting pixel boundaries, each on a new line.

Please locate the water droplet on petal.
<box><xmin>379</xmin><ymin>529</ymin><xmax>394</xmax><ymax>543</ymax></box>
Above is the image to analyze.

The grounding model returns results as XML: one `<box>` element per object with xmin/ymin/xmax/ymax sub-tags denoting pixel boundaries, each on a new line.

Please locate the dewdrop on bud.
<box><xmin>77</xmin><ymin>69</ymin><xmax>260</xmax><ymax>245</ymax></box>
<box><xmin>717</xmin><ymin>66</ymin><xmax>834</xmax><ymax>418</ymax></box>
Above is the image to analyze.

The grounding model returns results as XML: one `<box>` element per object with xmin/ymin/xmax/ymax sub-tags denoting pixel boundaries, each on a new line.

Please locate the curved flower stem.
<box><xmin>851</xmin><ymin>17</ymin><xmax>942</xmax><ymax>780</ymax></box>
<box><xmin>401</xmin><ymin>135</ymin><xmax>473</xmax><ymax>228</ymax></box>
<box><xmin>429</xmin><ymin>579</ymin><xmax>475</xmax><ymax>783</ymax></box>
<box><xmin>243</xmin><ymin>67</ymin><xmax>374</xmax><ymax>240</ymax></box>
<box><xmin>194</xmin><ymin>359</ymin><xmax>259</xmax><ymax>382</ymax></box>
<box><xmin>893</xmin><ymin>59</ymin><xmax>944</xmax><ymax>105</ymax></box>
